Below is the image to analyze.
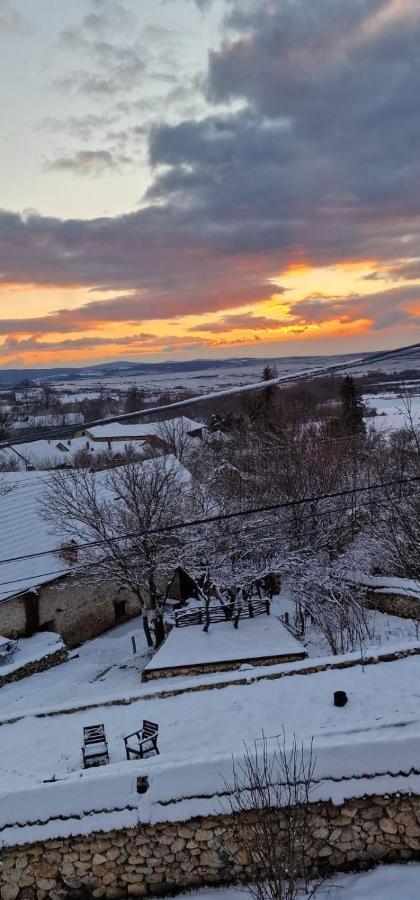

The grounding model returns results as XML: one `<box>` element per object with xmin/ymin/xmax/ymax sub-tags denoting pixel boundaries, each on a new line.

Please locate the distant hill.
<box><xmin>0</xmin><ymin>353</ymin><xmax>361</xmax><ymax>389</ymax></box>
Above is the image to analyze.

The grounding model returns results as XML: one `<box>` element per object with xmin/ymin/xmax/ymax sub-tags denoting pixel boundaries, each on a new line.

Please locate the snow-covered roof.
<box><xmin>2</xmin><ymin>436</ymin><xmax>147</xmax><ymax>470</ymax></box>
<box><xmin>0</xmin><ymin>471</ymin><xmax>70</xmax><ymax>603</ymax></box>
<box><xmin>0</xmin><ymin>456</ymin><xmax>192</xmax><ymax>603</ymax></box>
<box><xmin>84</xmin><ymin>416</ymin><xmax>204</xmax><ymax>441</ymax></box>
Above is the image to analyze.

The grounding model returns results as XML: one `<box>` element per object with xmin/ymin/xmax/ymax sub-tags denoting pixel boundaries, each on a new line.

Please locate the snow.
<box><xmin>0</xmin><ymin>631</ymin><xmax>63</xmax><ymax>676</ymax></box>
<box><xmin>350</xmin><ymin>572</ymin><xmax>420</xmax><ymax>600</ymax></box>
<box><xmin>84</xmin><ymin>415</ymin><xmax>203</xmax><ymax>441</ymax></box>
<box><xmin>144</xmin><ymin>615</ymin><xmax>305</xmax><ymax>673</ymax></box>
<box><xmin>0</xmin><ymin>470</ymin><xmax>70</xmax><ymax>602</ymax></box>
<box><xmin>5</xmin><ymin>647</ymin><xmax>420</xmax><ymax>841</ymax></box>
<box><xmin>157</xmin><ymin>865</ymin><xmax>420</xmax><ymax>899</ymax></box>
<box><xmin>364</xmin><ymin>392</ymin><xmax>420</xmax><ymax>433</ymax></box>
<box><xmin>0</xmin><ymin>616</ymin><xmax>151</xmax><ymax>717</ymax></box>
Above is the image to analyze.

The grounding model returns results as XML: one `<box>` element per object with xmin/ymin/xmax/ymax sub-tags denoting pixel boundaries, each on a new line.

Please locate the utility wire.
<box><xmin>0</xmin><ymin>471</ymin><xmax>419</xmax><ymax>570</ymax></box>
<box><xmin>1</xmin><ymin>484</ymin><xmax>419</xmax><ymax>601</ymax></box>
<box><xmin>1</xmin><ymin>340</ymin><xmax>419</xmax><ymax>451</ymax></box>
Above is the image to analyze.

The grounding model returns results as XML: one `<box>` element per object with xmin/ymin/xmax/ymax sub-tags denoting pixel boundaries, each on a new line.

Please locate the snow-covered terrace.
<box><xmin>143</xmin><ymin>616</ymin><xmax>306</xmax><ymax>679</ymax></box>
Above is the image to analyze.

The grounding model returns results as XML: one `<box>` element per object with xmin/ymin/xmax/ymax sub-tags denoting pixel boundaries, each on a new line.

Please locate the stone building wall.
<box><xmin>0</xmin><ymin>596</ymin><xmax>27</xmax><ymax>638</ymax></box>
<box><xmin>366</xmin><ymin>588</ymin><xmax>420</xmax><ymax>621</ymax></box>
<box><xmin>2</xmin><ymin>793</ymin><xmax>420</xmax><ymax>899</ymax></box>
<box><xmin>0</xmin><ymin>580</ymin><xmax>141</xmax><ymax>648</ymax></box>
<box><xmin>38</xmin><ymin>580</ymin><xmax>140</xmax><ymax>647</ymax></box>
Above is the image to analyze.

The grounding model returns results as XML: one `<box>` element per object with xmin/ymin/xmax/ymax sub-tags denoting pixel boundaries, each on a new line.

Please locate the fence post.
<box><xmin>249</xmin><ymin>600</ymin><xmax>254</xmax><ymax>618</ymax></box>
<box><xmin>284</xmin><ymin>611</ymin><xmax>289</xmax><ymax>625</ymax></box>
<box><xmin>266</xmin><ymin>599</ymin><xmax>270</xmax><ymax>615</ymax></box>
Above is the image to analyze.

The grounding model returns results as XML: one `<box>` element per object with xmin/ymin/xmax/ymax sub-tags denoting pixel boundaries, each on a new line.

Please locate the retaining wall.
<box><xmin>0</xmin><ymin>648</ymin><xmax>68</xmax><ymax>689</ymax></box>
<box><xmin>366</xmin><ymin>588</ymin><xmax>420</xmax><ymax>621</ymax></box>
<box><xmin>2</xmin><ymin>793</ymin><xmax>420</xmax><ymax>899</ymax></box>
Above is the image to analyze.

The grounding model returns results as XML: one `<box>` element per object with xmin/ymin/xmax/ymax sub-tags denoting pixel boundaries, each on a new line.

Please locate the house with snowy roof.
<box><xmin>0</xmin><ymin>470</ymin><xmax>141</xmax><ymax>647</ymax></box>
<box><xmin>76</xmin><ymin>416</ymin><xmax>204</xmax><ymax>451</ymax></box>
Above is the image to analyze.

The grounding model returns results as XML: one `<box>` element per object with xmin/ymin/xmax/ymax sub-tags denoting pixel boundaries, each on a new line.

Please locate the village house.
<box><xmin>75</xmin><ymin>416</ymin><xmax>204</xmax><ymax>451</ymax></box>
<box><xmin>0</xmin><ymin>471</ymin><xmax>142</xmax><ymax>647</ymax></box>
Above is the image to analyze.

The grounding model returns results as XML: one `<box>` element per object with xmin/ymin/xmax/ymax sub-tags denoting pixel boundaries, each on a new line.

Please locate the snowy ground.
<box><xmin>144</xmin><ymin>615</ymin><xmax>305</xmax><ymax>675</ymax></box>
<box><xmin>4</xmin><ymin>642</ymin><xmax>420</xmax><ymax>791</ymax></box>
<box><xmin>0</xmin><ymin>617</ymin><xmax>151</xmax><ymax>715</ymax></box>
<box><xmin>364</xmin><ymin>391</ymin><xmax>420</xmax><ymax>433</ymax></box>
<box><xmin>273</xmin><ymin>589</ymin><xmax>420</xmax><ymax>657</ymax></box>
<box><xmin>3</xmin><ymin>592</ymin><xmax>420</xmax><ymax>842</ymax></box>
<box><xmin>164</xmin><ymin>864</ymin><xmax>420</xmax><ymax>899</ymax></box>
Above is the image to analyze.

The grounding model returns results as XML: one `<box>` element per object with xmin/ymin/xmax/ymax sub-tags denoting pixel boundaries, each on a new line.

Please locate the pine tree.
<box><xmin>340</xmin><ymin>375</ymin><xmax>366</xmax><ymax>436</ymax></box>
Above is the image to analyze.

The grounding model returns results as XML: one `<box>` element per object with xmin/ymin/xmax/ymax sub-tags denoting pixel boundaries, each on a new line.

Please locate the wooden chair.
<box><xmin>82</xmin><ymin>724</ymin><xmax>109</xmax><ymax>768</ymax></box>
<box><xmin>124</xmin><ymin>720</ymin><xmax>159</xmax><ymax>760</ymax></box>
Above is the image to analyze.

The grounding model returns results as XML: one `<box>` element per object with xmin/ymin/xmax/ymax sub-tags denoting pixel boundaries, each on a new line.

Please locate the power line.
<box><xmin>1</xmin><ymin>484</ymin><xmax>418</xmax><ymax>601</ymax></box>
<box><xmin>0</xmin><ymin>471</ymin><xmax>419</xmax><ymax>570</ymax></box>
<box><xmin>1</xmin><ymin>340</ymin><xmax>418</xmax><ymax>452</ymax></box>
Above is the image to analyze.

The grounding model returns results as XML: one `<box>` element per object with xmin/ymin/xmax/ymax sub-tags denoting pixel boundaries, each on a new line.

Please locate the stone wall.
<box><xmin>0</xmin><ymin>647</ymin><xmax>67</xmax><ymax>689</ymax></box>
<box><xmin>366</xmin><ymin>588</ymin><xmax>420</xmax><ymax>621</ymax></box>
<box><xmin>0</xmin><ymin>580</ymin><xmax>141</xmax><ymax>648</ymax></box>
<box><xmin>2</xmin><ymin>793</ymin><xmax>420</xmax><ymax>899</ymax></box>
<box><xmin>0</xmin><ymin>596</ymin><xmax>28</xmax><ymax>639</ymax></box>
<box><xmin>142</xmin><ymin>651</ymin><xmax>306</xmax><ymax>681</ymax></box>
<box><xmin>38</xmin><ymin>580</ymin><xmax>140</xmax><ymax>647</ymax></box>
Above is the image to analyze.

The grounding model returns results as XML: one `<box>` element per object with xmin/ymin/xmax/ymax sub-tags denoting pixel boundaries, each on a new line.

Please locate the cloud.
<box><xmin>45</xmin><ymin>150</ymin><xmax>132</xmax><ymax>177</ymax></box>
<box><xmin>1</xmin><ymin>332</ymin><xmax>156</xmax><ymax>355</ymax></box>
<box><xmin>41</xmin><ymin>114</ymin><xmax>118</xmax><ymax>141</ymax></box>
<box><xmin>188</xmin><ymin>312</ymin><xmax>288</xmax><ymax>334</ymax></box>
<box><xmin>3</xmin><ymin>0</ymin><xmax>420</xmax><ymax>356</ymax></box>
<box><xmin>55</xmin><ymin>1</ymin><xmax>146</xmax><ymax>97</ymax></box>
<box><xmin>0</xmin><ymin>0</ymin><xmax>24</xmax><ymax>34</ymax></box>
<box><xmin>288</xmin><ymin>285</ymin><xmax>420</xmax><ymax>331</ymax></box>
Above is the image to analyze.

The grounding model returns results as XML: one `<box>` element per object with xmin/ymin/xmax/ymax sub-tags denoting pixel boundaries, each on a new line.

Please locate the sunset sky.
<box><xmin>1</xmin><ymin>0</ymin><xmax>420</xmax><ymax>367</ymax></box>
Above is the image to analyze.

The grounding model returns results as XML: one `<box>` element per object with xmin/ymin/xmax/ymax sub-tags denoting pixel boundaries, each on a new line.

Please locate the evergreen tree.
<box><xmin>340</xmin><ymin>375</ymin><xmax>366</xmax><ymax>436</ymax></box>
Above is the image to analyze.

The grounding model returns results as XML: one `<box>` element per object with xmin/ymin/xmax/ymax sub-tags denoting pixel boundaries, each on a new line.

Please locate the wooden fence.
<box><xmin>174</xmin><ymin>597</ymin><xmax>270</xmax><ymax>628</ymax></box>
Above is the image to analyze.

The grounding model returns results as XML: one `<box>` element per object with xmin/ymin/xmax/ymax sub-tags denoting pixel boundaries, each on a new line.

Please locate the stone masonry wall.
<box><xmin>142</xmin><ymin>651</ymin><xmax>306</xmax><ymax>681</ymax></box>
<box><xmin>2</xmin><ymin>793</ymin><xmax>420</xmax><ymax>899</ymax></box>
<box><xmin>366</xmin><ymin>588</ymin><xmax>420</xmax><ymax>621</ymax></box>
<box><xmin>0</xmin><ymin>647</ymin><xmax>68</xmax><ymax>689</ymax></box>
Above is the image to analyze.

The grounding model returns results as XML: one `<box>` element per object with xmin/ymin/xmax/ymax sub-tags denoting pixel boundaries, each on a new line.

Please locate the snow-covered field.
<box><xmin>364</xmin><ymin>392</ymin><xmax>420</xmax><ymax>433</ymax></box>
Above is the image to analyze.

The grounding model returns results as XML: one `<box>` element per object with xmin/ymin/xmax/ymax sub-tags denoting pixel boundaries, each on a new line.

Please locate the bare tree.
<box><xmin>41</xmin><ymin>454</ymin><xmax>191</xmax><ymax>647</ymax></box>
<box><xmin>222</xmin><ymin>732</ymin><xmax>320</xmax><ymax>900</ymax></box>
<box><xmin>290</xmin><ymin>556</ymin><xmax>371</xmax><ymax>654</ymax></box>
<box><xmin>158</xmin><ymin>417</ymin><xmax>198</xmax><ymax>463</ymax></box>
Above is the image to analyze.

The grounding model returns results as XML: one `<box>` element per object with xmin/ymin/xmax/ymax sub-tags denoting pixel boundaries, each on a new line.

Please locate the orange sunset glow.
<box><xmin>1</xmin><ymin>0</ymin><xmax>420</xmax><ymax>368</ymax></box>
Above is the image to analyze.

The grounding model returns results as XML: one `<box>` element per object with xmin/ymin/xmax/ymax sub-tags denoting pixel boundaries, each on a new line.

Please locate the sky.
<box><xmin>1</xmin><ymin>0</ymin><xmax>420</xmax><ymax>367</ymax></box>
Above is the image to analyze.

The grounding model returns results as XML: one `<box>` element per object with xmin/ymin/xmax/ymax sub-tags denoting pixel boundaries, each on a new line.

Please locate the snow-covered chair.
<box><xmin>82</xmin><ymin>724</ymin><xmax>109</xmax><ymax>768</ymax></box>
<box><xmin>124</xmin><ymin>720</ymin><xmax>159</xmax><ymax>760</ymax></box>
